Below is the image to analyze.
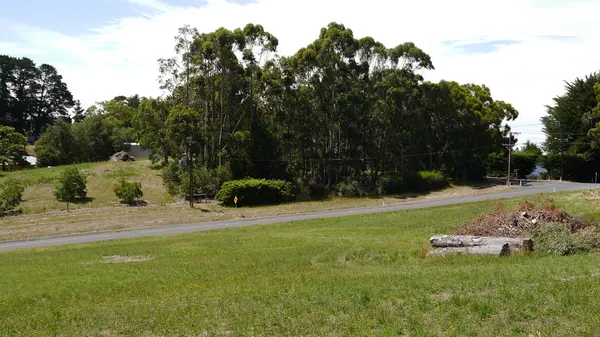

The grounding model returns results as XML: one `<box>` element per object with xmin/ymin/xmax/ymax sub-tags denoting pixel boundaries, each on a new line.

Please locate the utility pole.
<box><xmin>503</xmin><ymin>131</ymin><xmax>520</xmax><ymax>186</ymax></box>
<box><xmin>560</xmin><ymin>122</ymin><xmax>564</xmax><ymax>182</ymax></box>
<box><xmin>186</xmin><ymin>136</ymin><xmax>194</xmax><ymax>208</ymax></box>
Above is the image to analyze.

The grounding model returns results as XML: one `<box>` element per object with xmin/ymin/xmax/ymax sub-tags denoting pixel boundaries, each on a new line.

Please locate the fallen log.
<box><xmin>430</xmin><ymin>235</ymin><xmax>532</xmax><ymax>251</ymax></box>
<box><xmin>428</xmin><ymin>243</ymin><xmax>511</xmax><ymax>257</ymax></box>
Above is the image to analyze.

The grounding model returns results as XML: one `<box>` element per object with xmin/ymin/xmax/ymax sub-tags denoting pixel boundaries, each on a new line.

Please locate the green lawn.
<box><xmin>1</xmin><ymin>194</ymin><xmax>600</xmax><ymax>336</ymax></box>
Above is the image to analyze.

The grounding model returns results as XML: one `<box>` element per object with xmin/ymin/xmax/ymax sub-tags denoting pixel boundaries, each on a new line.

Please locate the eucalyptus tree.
<box><xmin>152</xmin><ymin>21</ymin><xmax>522</xmax><ymax>186</ymax></box>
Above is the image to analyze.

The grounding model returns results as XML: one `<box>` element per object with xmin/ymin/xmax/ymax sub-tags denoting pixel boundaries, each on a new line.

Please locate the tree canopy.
<box><xmin>541</xmin><ymin>72</ymin><xmax>600</xmax><ymax>181</ymax></box>
<box><xmin>0</xmin><ymin>126</ymin><xmax>27</xmax><ymax>171</ymax></box>
<box><xmin>149</xmin><ymin>22</ymin><xmax>517</xmax><ymax>187</ymax></box>
<box><xmin>11</xmin><ymin>22</ymin><xmax>524</xmax><ymax>193</ymax></box>
<box><xmin>0</xmin><ymin>55</ymin><xmax>75</xmax><ymax>135</ymax></box>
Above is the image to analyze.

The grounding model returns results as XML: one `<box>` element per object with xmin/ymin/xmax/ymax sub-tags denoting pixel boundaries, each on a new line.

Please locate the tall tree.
<box><xmin>165</xmin><ymin>104</ymin><xmax>204</xmax><ymax>163</ymax></box>
<box><xmin>72</xmin><ymin>100</ymin><xmax>85</xmax><ymax>123</ymax></box>
<box><xmin>541</xmin><ymin>72</ymin><xmax>600</xmax><ymax>181</ymax></box>
<box><xmin>151</xmin><ymin>22</ymin><xmax>520</xmax><ymax>186</ymax></box>
<box><xmin>0</xmin><ymin>55</ymin><xmax>74</xmax><ymax>134</ymax></box>
<box><xmin>0</xmin><ymin>126</ymin><xmax>27</xmax><ymax>171</ymax></box>
<box><xmin>542</xmin><ymin>72</ymin><xmax>600</xmax><ymax>155</ymax></box>
<box><xmin>521</xmin><ymin>140</ymin><xmax>543</xmax><ymax>156</ymax></box>
<box><xmin>35</xmin><ymin>120</ymin><xmax>77</xmax><ymax>166</ymax></box>
<box><xmin>133</xmin><ymin>97</ymin><xmax>173</xmax><ymax>164</ymax></box>
<box><xmin>32</xmin><ymin>64</ymin><xmax>74</xmax><ymax>133</ymax></box>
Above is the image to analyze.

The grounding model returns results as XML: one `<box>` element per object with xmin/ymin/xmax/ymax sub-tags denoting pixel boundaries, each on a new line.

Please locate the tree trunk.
<box><xmin>211</xmin><ymin>81</ymin><xmax>216</xmax><ymax>167</ymax></box>
<box><xmin>163</xmin><ymin>150</ymin><xmax>169</xmax><ymax>165</ymax></box>
<box><xmin>219</xmin><ymin>69</ymin><xmax>225</xmax><ymax>167</ymax></box>
<box><xmin>428</xmin><ymin>243</ymin><xmax>511</xmax><ymax>257</ymax></box>
<box><xmin>203</xmin><ymin>100</ymin><xmax>209</xmax><ymax>166</ymax></box>
<box><xmin>161</xmin><ymin>138</ymin><xmax>169</xmax><ymax>164</ymax></box>
<box><xmin>328</xmin><ymin>85</ymin><xmax>335</xmax><ymax>187</ymax></box>
<box><xmin>429</xmin><ymin>235</ymin><xmax>532</xmax><ymax>251</ymax></box>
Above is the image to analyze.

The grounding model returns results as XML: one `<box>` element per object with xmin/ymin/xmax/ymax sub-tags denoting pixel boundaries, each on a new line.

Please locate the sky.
<box><xmin>2</xmin><ymin>0</ymin><xmax>600</xmax><ymax>147</ymax></box>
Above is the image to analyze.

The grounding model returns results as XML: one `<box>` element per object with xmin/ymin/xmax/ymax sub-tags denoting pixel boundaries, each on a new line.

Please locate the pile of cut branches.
<box><xmin>456</xmin><ymin>195</ymin><xmax>586</xmax><ymax>238</ymax></box>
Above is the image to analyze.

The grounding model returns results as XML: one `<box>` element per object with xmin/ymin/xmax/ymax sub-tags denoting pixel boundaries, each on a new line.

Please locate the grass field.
<box><xmin>0</xmin><ymin>160</ymin><xmax>510</xmax><ymax>241</ymax></box>
<box><xmin>1</xmin><ymin>193</ymin><xmax>599</xmax><ymax>336</ymax></box>
<box><xmin>0</xmin><ymin>160</ymin><xmax>174</xmax><ymax>213</ymax></box>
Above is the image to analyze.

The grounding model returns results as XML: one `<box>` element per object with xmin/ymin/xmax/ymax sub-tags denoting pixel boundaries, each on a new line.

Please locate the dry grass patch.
<box><xmin>101</xmin><ymin>255</ymin><xmax>154</xmax><ymax>263</ymax></box>
<box><xmin>0</xmin><ymin>160</ymin><xmax>173</xmax><ymax>214</ymax></box>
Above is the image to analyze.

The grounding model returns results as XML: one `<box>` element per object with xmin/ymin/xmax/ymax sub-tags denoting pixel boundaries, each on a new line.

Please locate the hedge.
<box><xmin>377</xmin><ymin>170</ymin><xmax>448</xmax><ymax>195</ymax></box>
<box><xmin>215</xmin><ymin>179</ymin><xmax>295</xmax><ymax>207</ymax></box>
<box><xmin>415</xmin><ymin>170</ymin><xmax>449</xmax><ymax>191</ymax></box>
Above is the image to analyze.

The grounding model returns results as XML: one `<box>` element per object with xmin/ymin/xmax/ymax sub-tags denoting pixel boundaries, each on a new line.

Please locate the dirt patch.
<box><xmin>558</xmin><ymin>271</ymin><xmax>600</xmax><ymax>282</ymax></box>
<box><xmin>431</xmin><ymin>292</ymin><xmax>453</xmax><ymax>301</ymax></box>
<box><xmin>456</xmin><ymin>195</ymin><xmax>587</xmax><ymax>238</ymax></box>
<box><xmin>101</xmin><ymin>255</ymin><xmax>154</xmax><ymax>263</ymax></box>
<box><xmin>431</xmin><ymin>289</ymin><xmax>495</xmax><ymax>301</ymax></box>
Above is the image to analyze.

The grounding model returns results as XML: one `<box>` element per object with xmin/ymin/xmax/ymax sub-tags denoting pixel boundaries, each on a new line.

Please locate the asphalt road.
<box><xmin>0</xmin><ymin>181</ymin><xmax>595</xmax><ymax>252</ymax></box>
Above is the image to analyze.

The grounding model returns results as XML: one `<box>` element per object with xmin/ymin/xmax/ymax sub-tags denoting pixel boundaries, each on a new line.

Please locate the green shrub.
<box><xmin>179</xmin><ymin>165</ymin><xmax>233</xmax><ymax>198</ymax></box>
<box><xmin>216</xmin><ymin>179</ymin><xmax>295</xmax><ymax>207</ymax></box>
<box><xmin>0</xmin><ymin>179</ymin><xmax>25</xmax><ymax>214</ymax></box>
<box><xmin>416</xmin><ymin>170</ymin><xmax>448</xmax><ymax>190</ymax></box>
<box><xmin>532</xmin><ymin>223</ymin><xmax>591</xmax><ymax>256</ymax></box>
<box><xmin>36</xmin><ymin>145</ymin><xmax>62</xmax><ymax>167</ymax></box>
<box><xmin>377</xmin><ymin>171</ymin><xmax>447</xmax><ymax>195</ymax></box>
<box><xmin>114</xmin><ymin>178</ymin><xmax>144</xmax><ymax>206</ymax></box>
<box><xmin>293</xmin><ymin>178</ymin><xmax>311</xmax><ymax>202</ymax></box>
<box><xmin>336</xmin><ymin>180</ymin><xmax>365</xmax><ymax>198</ymax></box>
<box><xmin>0</xmin><ymin>126</ymin><xmax>27</xmax><ymax>171</ymax></box>
<box><xmin>580</xmin><ymin>227</ymin><xmax>600</xmax><ymax>250</ymax></box>
<box><xmin>541</xmin><ymin>153</ymin><xmax>593</xmax><ymax>182</ymax></box>
<box><xmin>376</xmin><ymin>174</ymin><xmax>404</xmax><ymax>195</ymax></box>
<box><xmin>54</xmin><ymin>168</ymin><xmax>87</xmax><ymax>211</ymax></box>
<box><xmin>512</xmin><ymin>152</ymin><xmax>538</xmax><ymax>178</ymax></box>
<box><xmin>162</xmin><ymin>162</ymin><xmax>181</xmax><ymax>196</ymax></box>
<box><xmin>308</xmin><ymin>180</ymin><xmax>329</xmax><ymax>200</ymax></box>
<box><xmin>293</xmin><ymin>179</ymin><xmax>328</xmax><ymax>201</ymax></box>
<box><xmin>214</xmin><ymin>165</ymin><xmax>233</xmax><ymax>186</ymax></box>
<box><xmin>36</xmin><ymin>120</ymin><xmax>77</xmax><ymax>167</ymax></box>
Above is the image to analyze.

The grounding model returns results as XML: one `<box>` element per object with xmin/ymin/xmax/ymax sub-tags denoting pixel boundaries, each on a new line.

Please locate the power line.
<box><xmin>508</xmin><ymin>122</ymin><xmax>544</xmax><ymax>127</ymax></box>
<box><xmin>247</xmin><ymin>146</ymin><xmax>492</xmax><ymax>163</ymax></box>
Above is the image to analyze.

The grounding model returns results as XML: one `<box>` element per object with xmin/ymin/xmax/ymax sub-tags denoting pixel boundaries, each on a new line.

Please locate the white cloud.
<box><xmin>121</xmin><ymin>0</ymin><xmax>174</xmax><ymax>11</ymax></box>
<box><xmin>3</xmin><ymin>0</ymin><xmax>600</xmax><ymax>146</ymax></box>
